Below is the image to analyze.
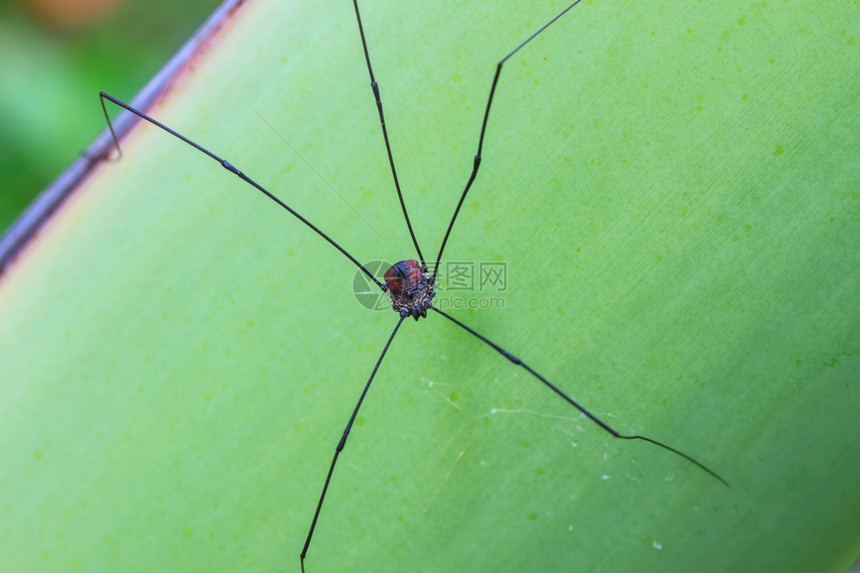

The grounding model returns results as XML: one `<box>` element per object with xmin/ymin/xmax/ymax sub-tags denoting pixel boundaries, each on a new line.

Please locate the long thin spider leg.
<box><xmin>429</xmin><ymin>306</ymin><xmax>729</xmax><ymax>487</ymax></box>
<box><xmin>432</xmin><ymin>0</ymin><xmax>585</xmax><ymax>279</ymax></box>
<box><xmin>98</xmin><ymin>92</ymin><xmax>384</xmax><ymax>289</ymax></box>
<box><xmin>352</xmin><ymin>0</ymin><xmax>426</xmax><ymax>268</ymax></box>
<box><xmin>300</xmin><ymin>315</ymin><xmax>407</xmax><ymax>573</ymax></box>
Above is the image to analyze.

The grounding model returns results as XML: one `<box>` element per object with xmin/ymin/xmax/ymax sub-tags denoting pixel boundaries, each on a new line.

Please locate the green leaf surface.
<box><xmin>1</xmin><ymin>1</ymin><xmax>858</xmax><ymax>572</ymax></box>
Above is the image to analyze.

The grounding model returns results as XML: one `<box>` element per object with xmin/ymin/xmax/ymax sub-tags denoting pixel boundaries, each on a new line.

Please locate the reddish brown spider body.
<box><xmin>383</xmin><ymin>260</ymin><xmax>435</xmax><ymax>320</ymax></box>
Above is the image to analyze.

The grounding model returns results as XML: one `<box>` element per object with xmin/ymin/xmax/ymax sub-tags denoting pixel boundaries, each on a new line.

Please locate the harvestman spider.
<box><xmin>97</xmin><ymin>1</ymin><xmax>729</xmax><ymax>570</ymax></box>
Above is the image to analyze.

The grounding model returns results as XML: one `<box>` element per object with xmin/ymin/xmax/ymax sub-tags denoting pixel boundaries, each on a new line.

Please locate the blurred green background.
<box><xmin>0</xmin><ymin>0</ymin><xmax>220</xmax><ymax>234</ymax></box>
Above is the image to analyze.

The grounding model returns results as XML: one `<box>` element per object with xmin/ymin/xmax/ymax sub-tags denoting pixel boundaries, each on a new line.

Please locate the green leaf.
<box><xmin>1</xmin><ymin>1</ymin><xmax>858</xmax><ymax>572</ymax></box>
